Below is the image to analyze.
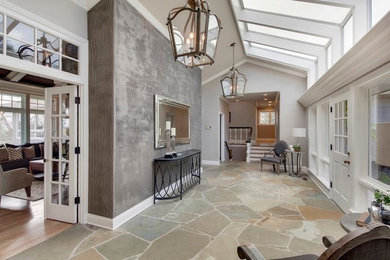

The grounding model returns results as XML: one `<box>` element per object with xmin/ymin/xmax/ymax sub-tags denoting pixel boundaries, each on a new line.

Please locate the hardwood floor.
<box><xmin>0</xmin><ymin>196</ymin><xmax>72</xmax><ymax>259</ymax></box>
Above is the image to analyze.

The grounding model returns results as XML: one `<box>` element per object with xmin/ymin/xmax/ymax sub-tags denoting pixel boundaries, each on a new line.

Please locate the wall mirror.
<box><xmin>155</xmin><ymin>95</ymin><xmax>190</xmax><ymax>149</ymax></box>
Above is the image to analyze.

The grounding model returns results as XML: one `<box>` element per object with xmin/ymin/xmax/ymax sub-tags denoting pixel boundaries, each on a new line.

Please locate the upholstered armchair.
<box><xmin>260</xmin><ymin>141</ymin><xmax>289</xmax><ymax>175</ymax></box>
<box><xmin>0</xmin><ymin>166</ymin><xmax>34</xmax><ymax>203</ymax></box>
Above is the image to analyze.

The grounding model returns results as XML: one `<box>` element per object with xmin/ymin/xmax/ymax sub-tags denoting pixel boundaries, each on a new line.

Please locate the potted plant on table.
<box><xmin>293</xmin><ymin>144</ymin><xmax>302</xmax><ymax>152</ymax></box>
<box><xmin>374</xmin><ymin>190</ymin><xmax>390</xmax><ymax>224</ymax></box>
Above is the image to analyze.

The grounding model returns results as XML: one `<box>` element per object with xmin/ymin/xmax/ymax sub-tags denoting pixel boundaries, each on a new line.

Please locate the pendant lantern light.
<box><xmin>167</xmin><ymin>0</ymin><xmax>222</xmax><ymax>68</ymax></box>
<box><xmin>220</xmin><ymin>43</ymin><xmax>247</xmax><ymax>98</ymax></box>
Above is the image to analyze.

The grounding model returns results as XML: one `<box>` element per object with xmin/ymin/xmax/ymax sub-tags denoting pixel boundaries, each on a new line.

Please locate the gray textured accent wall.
<box><xmin>88</xmin><ymin>0</ymin><xmax>202</xmax><ymax>218</ymax></box>
<box><xmin>88</xmin><ymin>0</ymin><xmax>114</xmax><ymax>218</ymax></box>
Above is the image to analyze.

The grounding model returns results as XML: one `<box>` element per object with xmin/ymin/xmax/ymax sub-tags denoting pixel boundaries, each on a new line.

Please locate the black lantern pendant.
<box><xmin>167</xmin><ymin>0</ymin><xmax>222</xmax><ymax>68</ymax></box>
<box><xmin>220</xmin><ymin>43</ymin><xmax>247</xmax><ymax>98</ymax></box>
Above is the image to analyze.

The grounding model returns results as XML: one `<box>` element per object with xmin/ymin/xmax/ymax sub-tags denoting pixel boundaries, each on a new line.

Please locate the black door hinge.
<box><xmin>330</xmin><ymin>181</ymin><xmax>333</xmax><ymax>188</ymax></box>
<box><xmin>330</xmin><ymin>106</ymin><xmax>333</xmax><ymax>113</ymax></box>
<box><xmin>330</xmin><ymin>144</ymin><xmax>333</xmax><ymax>150</ymax></box>
<box><xmin>75</xmin><ymin>197</ymin><xmax>80</xmax><ymax>204</ymax></box>
<box><xmin>75</xmin><ymin>147</ymin><xmax>81</xmax><ymax>154</ymax></box>
<box><xmin>75</xmin><ymin>97</ymin><xmax>80</xmax><ymax>104</ymax></box>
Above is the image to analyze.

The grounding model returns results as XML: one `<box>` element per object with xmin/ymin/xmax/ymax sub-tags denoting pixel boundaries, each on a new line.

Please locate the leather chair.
<box><xmin>237</xmin><ymin>222</ymin><xmax>390</xmax><ymax>260</ymax></box>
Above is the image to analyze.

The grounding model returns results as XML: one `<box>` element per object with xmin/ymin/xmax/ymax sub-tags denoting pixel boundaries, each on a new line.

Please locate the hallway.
<box><xmin>11</xmin><ymin>162</ymin><xmax>345</xmax><ymax>260</ymax></box>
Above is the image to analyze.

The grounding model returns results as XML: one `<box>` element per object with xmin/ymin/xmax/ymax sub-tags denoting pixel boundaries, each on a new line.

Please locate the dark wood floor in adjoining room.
<box><xmin>0</xmin><ymin>196</ymin><xmax>72</xmax><ymax>259</ymax></box>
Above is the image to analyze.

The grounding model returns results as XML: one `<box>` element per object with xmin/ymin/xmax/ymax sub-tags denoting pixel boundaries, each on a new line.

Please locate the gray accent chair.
<box><xmin>260</xmin><ymin>140</ymin><xmax>288</xmax><ymax>175</ymax></box>
<box><xmin>0</xmin><ymin>165</ymin><xmax>34</xmax><ymax>203</ymax></box>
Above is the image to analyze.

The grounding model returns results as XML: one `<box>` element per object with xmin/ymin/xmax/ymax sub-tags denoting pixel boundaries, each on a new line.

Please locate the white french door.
<box><xmin>44</xmin><ymin>86</ymin><xmax>78</xmax><ymax>223</ymax></box>
<box><xmin>330</xmin><ymin>93</ymin><xmax>352</xmax><ymax>212</ymax></box>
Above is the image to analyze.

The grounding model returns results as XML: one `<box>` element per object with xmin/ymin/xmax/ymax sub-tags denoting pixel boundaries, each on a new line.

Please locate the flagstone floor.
<box><xmin>10</xmin><ymin>162</ymin><xmax>346</xmax><ymax>260</ymax></box>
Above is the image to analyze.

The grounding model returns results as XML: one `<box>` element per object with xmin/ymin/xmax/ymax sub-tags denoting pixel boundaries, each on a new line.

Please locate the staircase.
<box><xmin>246</xmin><ymin>143</ymin><xmax>274</xmax><ymax>162</ymax></box>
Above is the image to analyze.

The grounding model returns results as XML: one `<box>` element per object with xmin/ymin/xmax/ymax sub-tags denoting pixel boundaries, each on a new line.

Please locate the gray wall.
<box><xmin>88</xmin><ymin>0</ymin><xmax>202</xmax><ymax>218</ymax></box>
<box><xmin>229</xmin><ymin>101</ymin><xmax>257</xmax><ymax>139</ymax></box>
<box><xmin>10</xmin><ymin>0</ymin><xmax>88</xmax><ymax>39</ymax></box>
<box><xmin>203</xmin><ymin>62</ymin><xmax>307</xmax><ymax>163</ymax></box>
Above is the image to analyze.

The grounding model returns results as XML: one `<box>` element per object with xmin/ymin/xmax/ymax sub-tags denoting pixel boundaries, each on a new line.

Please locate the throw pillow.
<box><xmin>0</xmin><ymin>147</ymin><xmax>8</xmax><ymax>162</ymax></box>
<box><xmin>39</xmin><ymin>143</ymin><xmax>44</xmax><ymax>157</ymax></box>
<box><xmin>7</xmin><ymin>147</ymin><xmax>23</xmax><ymax>161</ymax></box>
<box><xmin>23</xmin><ymin>145</ymin><xmax>36</xmax><ymax>159</ymax></box>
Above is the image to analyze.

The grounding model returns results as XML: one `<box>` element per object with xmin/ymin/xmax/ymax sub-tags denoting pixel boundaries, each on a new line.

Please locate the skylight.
<box><xmin>246</xmin><ymin>23</ymin><xmax>330</xmax><ymax>46</ymax></box>
<box><xmin>241</xmin><ymin>0</ymin><xmax>351</xmax><ymax>24</ymax></box>
<box><xmin>248</xmin><ymin>41</ymin><xmax>318</xmax><ymax>61</ymax></box>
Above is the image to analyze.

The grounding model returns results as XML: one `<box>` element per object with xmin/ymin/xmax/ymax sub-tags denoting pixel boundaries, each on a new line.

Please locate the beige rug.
<box><xmin>5</xmin><ymin>180</ymin><xmax>44</xmax><ymax>201</ymax></box>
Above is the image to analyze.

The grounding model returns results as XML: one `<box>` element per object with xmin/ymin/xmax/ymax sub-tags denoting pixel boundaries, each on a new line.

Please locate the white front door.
<box><xmin>44</xmin><ymin>86</ymin><xmax>78</xmax><ymax>223</ymax></box>
<box><xmin>330</xmin><ymin>93</ymin><xmax>352</xmax><ymax>212</ymax></box>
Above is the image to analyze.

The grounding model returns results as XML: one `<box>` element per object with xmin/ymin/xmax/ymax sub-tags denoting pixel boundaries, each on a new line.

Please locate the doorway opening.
<box><xmin>221</xmin><ymin>91</ymin><xmax>280</xmax><ymax>162</ymax></box>
<box><xmin>0</xmin><ymin>67</ymin><xmax>80</xmax><ymax>257</ymax></box>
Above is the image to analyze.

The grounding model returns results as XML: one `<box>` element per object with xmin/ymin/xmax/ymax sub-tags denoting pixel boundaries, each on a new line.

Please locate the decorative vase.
<box><xmin>370</xmin><ymin>201</ymin><xmax>382</xmax><ymax>222</ymax></box>
<box><xmin>382</xmin><ymin>209</ymin><xmax>390</xmax><ymax>224</ymax></box>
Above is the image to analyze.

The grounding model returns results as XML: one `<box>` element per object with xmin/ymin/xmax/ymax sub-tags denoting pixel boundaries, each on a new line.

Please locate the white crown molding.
<box><xmin>126</xmin><ymin>0</ymin><xmax>169</xmax><ymax>40</ymax></box>
<box><xmin>70</xmin><ymin>0</ymin><xmax>101</xmax><ymax>11</ymax></box>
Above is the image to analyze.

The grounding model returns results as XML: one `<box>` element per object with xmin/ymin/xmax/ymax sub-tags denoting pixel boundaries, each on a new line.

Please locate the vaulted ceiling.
<box><xmin>75</xmin><ymin>0</ymin><xmax>389</xmax><ymax>88</ymax></box>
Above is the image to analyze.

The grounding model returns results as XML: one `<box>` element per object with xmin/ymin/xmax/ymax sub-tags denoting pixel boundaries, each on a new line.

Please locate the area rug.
<box><xmin>5</xmin><ymin>180</ymin><xmax>44</xmax><ymax>201</ymax></box>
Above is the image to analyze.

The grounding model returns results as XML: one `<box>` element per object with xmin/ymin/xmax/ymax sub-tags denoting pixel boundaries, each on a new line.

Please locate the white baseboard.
<box><xmin>202</xmin><ymin>160</ymin><xmax>220</xmax><ymax>165</ymax></box>
<box><xmin>305</xmin><ymin>168</ymin><xmax>330</xmax><ymax>198</ymax></box>
<box><xmin>87</xmin><ymin>195</ymin><xmax>154</xmax><ymax>230</ymax></box>
<box><xmin>112</xmin><ymin>196</ymin><xmax>154</xmax><ymax>229</ymax></box>
<box><xmin>87</xmin><ymin>213</ymin><xmax>114</xmax><ymax>230</ymax></box>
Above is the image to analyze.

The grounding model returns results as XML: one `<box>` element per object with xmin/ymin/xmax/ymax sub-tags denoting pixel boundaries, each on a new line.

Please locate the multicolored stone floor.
<box><xmin>10</xmin><ymin>162</ymin><xmax>346</xmax><ymax>260</ymax></box>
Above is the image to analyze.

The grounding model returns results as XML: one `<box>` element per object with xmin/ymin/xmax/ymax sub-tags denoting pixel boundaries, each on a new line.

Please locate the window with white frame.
<box><xmin>369</xmin><ymin>86</ymin><xmax>390</xmax><ymax>185</ymax></box>
<box><xmin>0</xmin><ymin>12</ymin><xmax>79</xmax><ymax>75</ymax></box>
<box><xmin>30</xmin><ymin>96</ymin><xmax>45</xmax><ymax>143</ymax></box>
<box><xmin>0</xmin><ymin>91</ymin><xmax>45</xmax><ymax>144</ymax></box>
<box><xmin>371</xmin><ymin>0</ymin><xmax>390</xmax><ymax>28</ymax></box>
<box><xmin>259</xmin><ymin>111</ymin><xmax>275</xmax><ymax>125</ymax></box>
<box><xmin>343</xmin><ymin>15</ymin><xmax>354</xmax><ymax>54</ymax></box>
<box><xmin>0</xmin><ymin>92</ymin><xmax>25</xmax><ymax>144</ymax></box>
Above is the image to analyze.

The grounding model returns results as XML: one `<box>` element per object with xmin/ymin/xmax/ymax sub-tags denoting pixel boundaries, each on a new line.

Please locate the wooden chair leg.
<box><xmin>25</xmin><ymin>186</ymin><xmax>31</xmax><ymax>197</ymax></box>
<box><xmin>284</xmin><ymin>162</ymin><xmax>287</xmax><ymax>173</ymax></box>
<box><xmin>272</xmin><ymin>164</ymin><xmax>275</xmax><ymax>172</ymax></box>
<box><xmin>277</xmin><ymin>164</ymin><xmax>280</xmax><ymax>175</ymax></box>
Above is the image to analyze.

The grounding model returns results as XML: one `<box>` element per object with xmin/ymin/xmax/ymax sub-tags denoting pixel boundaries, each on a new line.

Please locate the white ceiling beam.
<box><xmin>243</xmin><ymin>32</ymin><xmax>327</xmax><ymax>77</ymax></box>
<box><xmin>304</xmin><ymin>0</ymin><xmax>370</xmax><ymax>43</ymax></box>
<box><xmin>5</xmin><ymin>71</ymin><xmax>27</xmax><ymax>82</ymax></box>
<box><xmin>232</xmin><ymin>4</ymin><xmax>343</xmax><ymax>64</ymax></box>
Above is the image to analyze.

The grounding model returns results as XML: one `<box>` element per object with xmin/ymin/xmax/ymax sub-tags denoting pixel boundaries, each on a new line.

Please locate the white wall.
<box><xmin>5</xmin><ymin>0</ymin><xmax>88</xmax><ymax>39</ymax></box>
<box><xmin>219</xmin><ymin>98</ymin><xmax>230</xmax><ymax>161</ymax></box>
<box><xmin>202</xmin><ymin>62</ymin><xmax>307</xmax><ymax>163</ymax></box>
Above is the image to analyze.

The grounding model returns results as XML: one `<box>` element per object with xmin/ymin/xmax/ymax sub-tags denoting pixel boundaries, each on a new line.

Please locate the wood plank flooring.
<box><xmin>0</xmin><ymin>196</ymin><xmax>72</xmax><ymax>259</ymax></box>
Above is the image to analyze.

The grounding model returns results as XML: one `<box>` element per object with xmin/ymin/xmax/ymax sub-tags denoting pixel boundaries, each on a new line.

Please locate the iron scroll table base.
<box><xmin>153</xmin><ymin>149</ymin><xmax>201</xmax><ymax>204</ymax></box>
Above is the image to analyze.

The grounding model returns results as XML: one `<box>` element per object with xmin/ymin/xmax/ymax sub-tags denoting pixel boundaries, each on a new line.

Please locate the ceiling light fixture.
<box><xmin>220</xmin><ymin>42</ymin><xmax>247</xmax><ymax>98</ymax></box>
<box><xmin>167</xmin><ymin>0</ymin><xmax>222</xmax><ymax>68</ymax></box>
<box><xmin>264</xmin><ymin>98</ymin><xmax>268</xmax><ymax>101</ymax></box>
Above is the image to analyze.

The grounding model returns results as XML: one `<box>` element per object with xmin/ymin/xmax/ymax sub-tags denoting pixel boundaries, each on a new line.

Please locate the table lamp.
<box><xmin>292</xmin><ymin>128</ymin><xmax>306</xmax><ymax>146</ymax></box>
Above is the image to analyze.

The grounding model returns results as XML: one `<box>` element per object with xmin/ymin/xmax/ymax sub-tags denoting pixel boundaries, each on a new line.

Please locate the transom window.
<box><xmin>259</xmin><ymin>111</ymin><xmax>275</xmax><ymax>125</ymax></box>
<box><xmin>0</xmin><ymin>12</ymin><xmax>79</xmax><ymax>75</ymax></box>
<box><xmin>248</xmin><ymin>41</ymin><xmax>318</xmax><ymax>61</ymax></box>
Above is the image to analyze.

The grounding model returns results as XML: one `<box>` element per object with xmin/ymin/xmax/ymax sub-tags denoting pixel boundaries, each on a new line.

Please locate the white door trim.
<box><xmin>0</xmin><ymin>3</ymin><xmax>89</xmax><ymax>224</ymax></box>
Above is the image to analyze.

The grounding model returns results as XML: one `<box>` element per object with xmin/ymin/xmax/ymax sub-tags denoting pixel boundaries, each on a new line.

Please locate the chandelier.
<box><xmin>220</xmin><ymin>43</ymin><xmax>247</xmax><ymax>98</ymax></box>
<box><xmin>167</xmin><ymin>0</ymin><xmax>222</xmax><ymax>68</ymax></box>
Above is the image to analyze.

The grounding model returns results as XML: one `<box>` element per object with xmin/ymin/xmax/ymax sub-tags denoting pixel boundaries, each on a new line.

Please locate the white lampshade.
<box><xmin>292</xmin><ymin>128</ymin><xmax>306</xmax><ymax>138</ymax></box>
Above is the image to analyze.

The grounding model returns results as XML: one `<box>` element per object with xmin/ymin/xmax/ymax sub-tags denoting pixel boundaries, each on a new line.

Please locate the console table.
<box><xmin>153</xmin><ymin>149</ymin><xmax>201</xmax><ymax>204</ymax></box>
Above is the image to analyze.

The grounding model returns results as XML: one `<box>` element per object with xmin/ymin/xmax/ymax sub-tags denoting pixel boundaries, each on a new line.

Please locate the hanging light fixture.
<box><xmin>167</xmin><ymin>0</ymin><xmax>222</xmax><ymax>68</ymax></box>
<box><xmin>220</xmin><ymin>43</ymin><xmax>247</xmax><ymax>98</ymax></box>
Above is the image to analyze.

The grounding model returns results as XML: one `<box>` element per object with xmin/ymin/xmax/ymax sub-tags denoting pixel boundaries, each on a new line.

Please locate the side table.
<box><xmin>286</xmin><ymin>150</ymin><xmax>304</xmax><ymax>176</ymax></box>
